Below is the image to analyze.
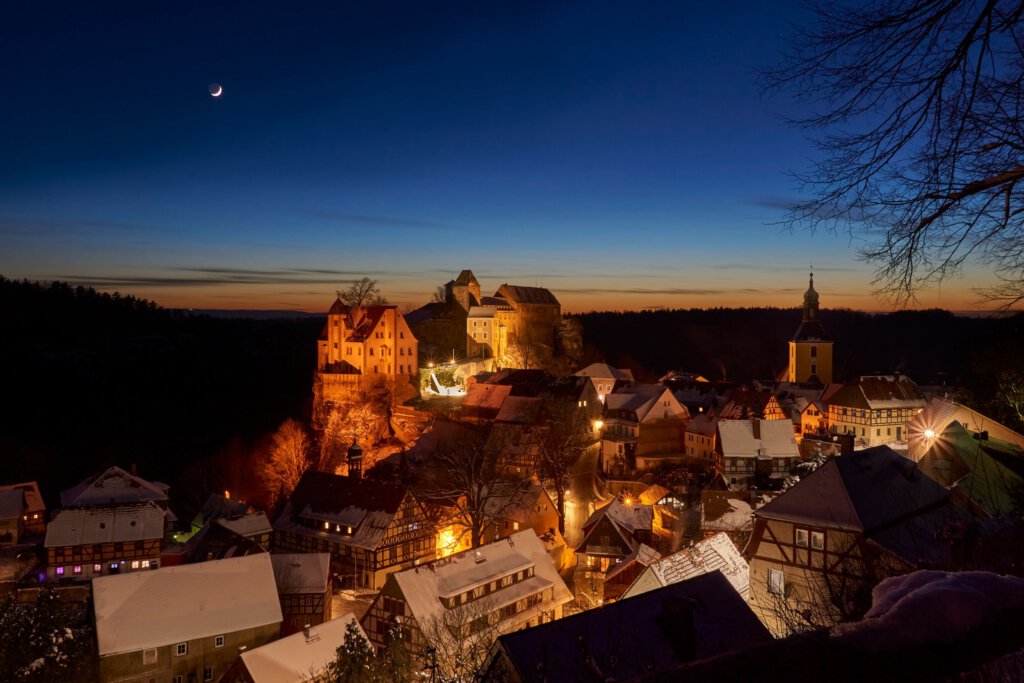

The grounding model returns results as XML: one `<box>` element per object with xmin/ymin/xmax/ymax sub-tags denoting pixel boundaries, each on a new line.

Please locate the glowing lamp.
<box><xmin>924</xmin><ymin>429</ymin><xmax>935</xmax><ymax>439</ymax></box>
<box><xmin>594</xmin><ymin>420</ymin><xmax>604</xmax><ymax>430</ymax></box>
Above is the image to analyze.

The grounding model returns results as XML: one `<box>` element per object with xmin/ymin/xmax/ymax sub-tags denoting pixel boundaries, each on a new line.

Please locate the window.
<box><xmin>73</xmin><ymin>565</ymin><xmax>82</xmax><ymax>574</ymax></box>
<box><xmin>513</xmin><ymin>521</ymin><xmax>520</xmax><ymax>531</ymax></box>
<box><xmin>131</xmin><ymin>560</ymin><xmax>140</xmax><ymax>569</ymax></box>
<box><xmin>768</xmin><ymin>569</ymin><xmax>785</xmax><ymax>595</ymax></box>
<box><xmin>173</xmin><ymin>677</ymin><xmax>183</xmax><ymax>683</ymax></box>
<box><xmin>94</xmin><ymin>564</ymin><xmax>102</xmax><ymax>573</ymax></box>
<box><xmin>143</xmin><ymin>648</ymin><xmax>157</xmax><ymax>665</ymax></box>
<box><xmin>811</xmin><ymin>531</ymin><xmax>825</xmax><ymax>550</ymax></box>
<box><xmin>141</xmin><ymin>560</ymin><xmax>150</xmax><ymax>568</ymax></box>
<box><xmin>811</xmin><ymin>364</ymin><xmax>817</xmax><ymax>375</ymax></box>
<box><xmin>811</xmin><ymin>345</ymin><xmax>818</xmax><ymax>357</ymax></box>
<box><xmin>175</xmin><ymin>643</ymin><xmax>187</xmax><ymax>656</ymax></box>
<box><xmin>56</xmin><ymin>566</ymin><xmax>65</xmax><ymax>576</ymax></box>
<box><xmin>795</xmin><ymin>529</ymin><xmax>808</xmax><ymax>547</ymax></box>
<box><xmin>203</xmin><ymin>667</ymin><xmax>214</xmax><ymax>682</ymax></box>
<box><xmin>215</xmin><ymin>635</ymin><xmax>224</xmax><ymax>648</ymax></box>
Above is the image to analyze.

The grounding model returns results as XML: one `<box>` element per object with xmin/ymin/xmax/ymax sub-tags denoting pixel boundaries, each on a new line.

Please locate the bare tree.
<box><xmin>766</xmin><ymin>1</ymin><xmax>1024</xmax><ymax>307</ymax></box>
<box><xmin>414</xmin><ymin>424</ymin><xmax>534</xmax><ymax>549</ymax></box>
<box><xmin>418</xmin><ymin>597</ymin><xmax>506</xmax><ymax>682</ymax></box>
<box><xmin>536</xmin><ymin>400</ymin><xmax>597</xmax><ymax>534</ymax></box>
<box><xmin>431</xmin><ymin>285</ymin><xmax>447</xmax><ymax>304</ymax></box>
<box><xmin>262</xmin><ymin>418</ymin><xmax>312</xmax><ymax>500</ymax></box>
<box><xmin>339</xmin><ymin>277</ymin><xmax>388</xmax><ymax>307</ymax></box>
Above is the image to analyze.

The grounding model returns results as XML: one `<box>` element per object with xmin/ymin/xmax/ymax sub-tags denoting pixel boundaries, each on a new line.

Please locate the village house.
<box><xmin>599</xmin><ymin>383</ymin><xmax>691</xmax><ymax>478</ymax></box>
<box><xmin>483</xmin><ymin>571</ymin><xmax>772</xmax><ymax>683</ymax></box>
<box><xmin>361</xmin><ymin>530</ymin><xmax>571</xmax><ymax>656</ymax></box>
<box><xmin>93</xmin><ymin>553</ymin><xmax>282</xmax><ymax>683</ymax></box>
<box><xmin>182</xmin><ymin>522</ymin><xmax>264</xmax><ymax>564</ymax></box>
<box><xmin>60</xmin><ymin>465</ymin><xmax>174</xmax><ymax>531</ymax></box>
<box><xmin>599</xmin><ymin>543</ymin><xmax>662</xmax><ymax>602</ymax></box>
<box><xmin>575</xmin><ymin>362</ymin><xmax>635</xmax><ymax>402</ymax></box>
<box><xmin>217</xmin><ymin>512</ymin><xmax>273</xmax><ymax>549</ymax></box>
<box><xmin>827</xmin><ymin>374</ymin><xmax>927</xmax><ymax>446</ymax></box>
<box><xmin>273</xmin><ymin>458</ymin><xmax>435</xmax><ymax>590</ymax></box>
<box><xmin>574</xmin><ymin>496</ymin><xmax>669</xmax><ymax>607</ymax></box>
<box><xmin>44</xmin><ymin>501</ymin><xmax>165</xmax><ymax>580</ymax></box>
<box><xmin>225</xmin><ymin>614</ymin><xmax>367</xmax><ymax>683</ymax></box>
<box><xmin>699</xmin><ymin>489</ymin><xmax>763</xmax><ymax>549</ymax></box>
<box><xmin>684</xmin><ymin>413</ymin><xmax>718</xmax><ymax>464</ymax></box>
<box><xmin>745</xmin><ymin>446</ymin><xmax>972</xmax><ymax>636</ymax></box>
<box><xmin>621</xmin><ymin>532</ymin><xmax>749</xmax><ymax>601</ymax></box>
<box><xmin>0</xmin><ymin>489</ymin><xmax>25</xmax><ymax>546</ymax></box>
<box><xmin>0</xmin><ymin>481</ymin><xmax>46</xmax><ymax>535</ymax></box>
<box><xmin>189</xmin><ymin>492</ymin><xmax>253</xmax><ymax>534</ymax></box>
<box><xmin>717</xmin><ymin>418</ymin><xmax>801</xmax><ymax>489</ymax></box>
<box><xmin>271</xmin><ymin>553</ymin><xmax>332</xmax><ymax>635</ymax></box>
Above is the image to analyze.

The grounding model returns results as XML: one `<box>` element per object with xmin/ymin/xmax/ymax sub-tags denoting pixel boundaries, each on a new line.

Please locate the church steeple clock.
<box><xmin>787</xmin><ymin>273</ymin><xmax>833</xmax><ymax>384</ymax></box>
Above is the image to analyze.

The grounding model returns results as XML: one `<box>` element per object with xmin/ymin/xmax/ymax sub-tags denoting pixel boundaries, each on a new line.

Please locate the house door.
<box><xmin>896</xmin><ymin>426</ymin><xmax>901</xmax><ymax>439</ymax></box>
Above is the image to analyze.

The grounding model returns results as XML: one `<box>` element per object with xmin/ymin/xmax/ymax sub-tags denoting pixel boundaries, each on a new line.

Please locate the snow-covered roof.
<box><xmin>701</xmin><ymin>491</ymin><xmax>754</xmax><ymax>533</ymax></box>
<box><xmin>217</xmin><ymin>511</ymin><xmax>272</xmax><ymax>538</ymax></box>
<box><xmin>606</xmin><ymin>385</ymin><xmax>687</xmax><ymax>423</ymax></box>
<box><xmin>575</xmin><ymin>363</ymin><xmax>634</xmax><ymax>382</ymax></box>
<box><xmin>389</xmin><ymin>530</ymin><xmax>570</xmax><ymax>628</ymax></box>
<box><xmin>271</xmin><ymin>554</ymin><xmax>332</xmax><ymax>594</ymax></box>
<box><xmin>633</xmin><ymin>533</ymin><xmax>749</xmax><ymax>599</ymax></box>
<box><xmin>93</xmin><ymin>554</ymin><xmax>282</xmax><ymax>656</ymax></box>
<box><xmin>718</xmin><ymin>419</ymin><xmax>798</xmax><ymax>459</ymax></box>
<box><xmin>60</xmin><ymin>466</ymin><xmax>169</xmax><ymax>507</ymax></box>
<box><xmin>240</xmin><ymin>614</ymin><xmax>366</xmax><ymax>683</ymax></box>
<box><xmin>45</xmin><ymin>502</ymin><xmax>165</xmax><ymax>548</ymax></box>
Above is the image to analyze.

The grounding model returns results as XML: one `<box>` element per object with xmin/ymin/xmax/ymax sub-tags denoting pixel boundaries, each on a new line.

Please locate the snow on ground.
<box><xmin>833</xmin><ymin>571</ymin><xmax>1024</xmax><ymax>650</ymax></box>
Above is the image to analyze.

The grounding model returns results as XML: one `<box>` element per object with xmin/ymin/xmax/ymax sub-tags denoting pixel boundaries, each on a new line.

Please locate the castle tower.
<box><xmin>447</xmin><ymin>269</ymin><xmax>481</xmax><ymax>312</ymax></box>
<box><xmin>347</xmin><ymin>438</ymin><xmax>363</xmax><ymax>480</ymax></box>
<box><xmin>787</xmin><ymin>273</ymin><xmax>833</xmax><ymax>384</ymax></box>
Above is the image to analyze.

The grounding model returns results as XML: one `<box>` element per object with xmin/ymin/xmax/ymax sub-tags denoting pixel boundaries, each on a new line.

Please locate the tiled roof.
<box><xmin>45</xmin><ymin>502</ymin><xmax>165</xmax><ymax>547</ymax></box>
<box><xmin>495</xmin><ymin>283</ymin><xmax>560</xmax><ymax>306</ymax></box>
<box><xmin>634</xmin><ymin>533</ymin><xmax>749</xmax><ymax>599</ymax></box>
<box><xmin>60</xmin><ymin>466</ymin><xmax>169</xmax><ymax>507</ymax></box>
<box><xmin>454</xmin><ymin>269</ymin><xmax>478</xmax><ymax>286</ymax></box>
<box><xmin>0</xmin><ymin>482</ymin><xmax>44</xmax><ymax>515</ymax></box>
<box><xmin>717</xmin><ymin>419</ymin><xmax>798</xmax><ymax>459</ymax></box>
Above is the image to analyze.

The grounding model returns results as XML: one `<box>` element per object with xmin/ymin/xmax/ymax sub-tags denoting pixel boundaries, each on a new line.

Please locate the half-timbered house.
<box><xmin>271</xmin><ymin>553</ymin><xmax>332</xmax><ymax>635</ymax></box>
<box><xmin>745</xmin><ymin>446</ymin><xmax>973</xmax><ymax>635</ymax></box>
<box><xmin>273</xmin><ymin>470</ymin><xmax>434</xmax><ymax>590</ymax></box>
<box><xmin>44</xmin><ymin>502</ymin><xmax>165</xmax><ymax>580</ymax></box>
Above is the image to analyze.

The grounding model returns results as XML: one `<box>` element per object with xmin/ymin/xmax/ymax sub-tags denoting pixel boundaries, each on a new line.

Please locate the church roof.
<box><xmin>791</xmin><ymin>319</ymin><xmax>832</xmax><ymax>342</ymax></box>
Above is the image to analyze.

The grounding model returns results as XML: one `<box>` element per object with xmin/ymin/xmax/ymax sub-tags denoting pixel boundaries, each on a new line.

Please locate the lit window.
<box><xmin>811</xmin><ymin>532</ymin><xmax>825</xmax><ymax>550</ymax></box>
<box><xmin>94</xmin><ymin>564</ymin><xmax>102</xmax><ymax>573</ymax></box>
<box><xmin>768</xmin><ymin>569</ymin><xmax>785</xmax><ymax>595</ymax></box>
<box><xmin>131</xmin><ymin>560</ymin><xmax>140</xmax><ymax>570</ymax></box>
<box><xmin>141</xmin><ymin>560</ymin><xmax>150</xmax><ymax>568</ymax></box>
<box><xmin>215</xmin><ymin>635</ymin><xmax>224</xmax><ymax>648</ymax></box>
<box><xmin>513</xmin><ymin>521</ymin><xmax>520</xmax><ymax>531</ymax></box>
<box><xmin>73</xmin><ymin>565</ymin><xmax>82</xmax><ymax>574</ymax></box>
<box><xmin>56</xmin><ymin>566</ymin><xmax>65</xmax><ymax>576</ymax></box>
<box><xmin>795</xmin><ymin>529</ymin><xmax>808</xmax><ymax>547</ymax></box>
<box><xmin>324</xmin><ymin>521</ymin><xmax>330</xmax><ymax>530</ymax></box>
<box><xmin>176</xmin><ymin>643</ymin><xmax>187</xmax><ymax>656</ymax></box>
<box><xmin>110</xmin><ymin>563</ymin><xmax>119</xmax><ymax>570</ymax></box>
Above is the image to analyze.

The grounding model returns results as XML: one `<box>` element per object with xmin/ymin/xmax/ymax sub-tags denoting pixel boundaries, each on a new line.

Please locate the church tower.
<box><xmin>787</xmin><ymin>273</ymin><xmax>833</xmax><ymax>384</ymax></box>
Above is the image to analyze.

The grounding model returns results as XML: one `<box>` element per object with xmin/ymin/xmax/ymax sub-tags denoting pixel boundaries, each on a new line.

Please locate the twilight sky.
<box><xmin>0</xmin><ymin>1</ymin><xmax>991</xmax><ymax>312</ymax></box>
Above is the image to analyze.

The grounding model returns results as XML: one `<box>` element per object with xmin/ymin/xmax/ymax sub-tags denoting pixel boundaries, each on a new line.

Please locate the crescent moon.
<box><xmin>210</xmin><ymin>84</ymin><xmax>223</xmax><ymax>97</ymax></box>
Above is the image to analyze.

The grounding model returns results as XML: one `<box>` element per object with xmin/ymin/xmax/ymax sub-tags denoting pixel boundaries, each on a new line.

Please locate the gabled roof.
<box><xmin>830</xmin><ymin>375</ymin><xmax>927</xmax><ymax>411</ymax></box>
<box><xmin>628</xmin><ymin>533</ymin><xmax>749</xmax><ymax>599</ymax></box>
<box><xmin>346</xmin><ymin>306</ymin><xmax>392</xmax><ymax>342</ymax></box>
<box><xmin>755</xmin><ymin>446</ymin><xmax>951</xmax><ymax>533</ymax></box>
<box><xmin>45</xmin><ymin>502</ymin><xmax>165</xmax><ymax>547</ymax></box>
<box><xmin>495</xmin><ymin>396</ymin><xmax>542</xmax><ymax>424</ymax></box>
<box><xmin>275</xmin><ymin>471</ymin><xmax>410</xmax><ymax>550</ymax></box>
<box><xmin>463</xmin><ymin>382</ymin><xmax>513</xmax><ymax>411</ymax></box>
<box><xmin>183</xmin><ymin>521</ymin><xmax>264</xmax><ymax>563</ymax></box>
<box><xmin>0</xmin><ymin>481</ymin><xmax>45</xmax><ymax>515</ymax></box>
<box><xmin>240</xmin><ymin>614</ymin><xmax>366</xmax><ymax>683</ymax></box>
<box><xmin>217</xmin><ymin>511</ymin><xmax>272</xmax><ymax>538</ymax></box>
<box><xmin>686</xmin><ymin>413</ymin><xmax>718</xmax><ymax>436</ymax></box>
<box><xmin>0</xmin><ymin>490</ymin><xmax>24</xmax><ymax>520</ymax></box>
<box><xmin>791</xmin><ymin>318</ymin><xmax>831</xmax><ymax>342</ymax></box>
<box><xmin>491</xmin><ymin>571</ymin><xmax>771</xmax><ymax>682</ymax></box>
<box><xmin>60</xmin><ymin>466</ymin><xmax>169</xmax><ymax>507</ymax></box>
<box><xmin>605</xmin><ymin>384</ymin><xmax>685</xmax><ymax>423</ymax></box>
<box><xmin>271</xmin><ymin>553</ymin><xmax>332</xmax><ymax>594</ymax></box>
<box><xmin>328</xmin><ymin>296</ymin><xmax>347</xmax><ymax>315</ymax></box>
<box><xmin>717</xmin><ymin>419</ymin><xmax>799</xmax><ymax>459</ymax></box>
<box><xmin>577</xmin><ymin>498</ymin><xmax>653</xmax><ymax>553</ymax></box>
<box><xmin>495</xmin><ymin>283</ymin><xmax>560</xmax><ymax>306</ymax></box>
<box><xmin>94</xmin><ymin>554</ymin><xmax>282</xmax><ymax>656</ymax></box>
<box><xmin>198</xmin><ymin>492</ymin><xmax>252</xmax><ymax>524</ymax></box>
<box><xmin>701</xmin><ymin>490</ymin><xmax>755</xmax><ymax>533</ymax></box>
<box><xmin>575</xmin><ymin>362</ymin><xmax>635</xmax><ymax>382</ymax></box>
<box><xmin>388</xmin><ymin>530</ymin><xmax>571</xmax><ymax>628</ymax></box>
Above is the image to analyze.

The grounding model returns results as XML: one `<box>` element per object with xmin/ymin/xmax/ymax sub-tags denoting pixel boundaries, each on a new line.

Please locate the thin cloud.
<box><xmin>556</xmin><ymin>287</ymin><xmax>801</xmax><ymax>296</ymax></box>
<box><xmin>300</xmin><ymin>209</ymin><xmax>460</xmax><ymax>231</ymax></box>
<box><xmin>711</xmin><ymin>263</ymin><xmax>864</xmax><ymax>273</ymax></box>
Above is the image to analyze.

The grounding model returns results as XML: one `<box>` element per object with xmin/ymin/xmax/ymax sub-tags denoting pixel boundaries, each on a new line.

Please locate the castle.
<box><xmin>406</xmin><ymin>269</ymin><xmax>562</xmax><ymax>369</ymax></box>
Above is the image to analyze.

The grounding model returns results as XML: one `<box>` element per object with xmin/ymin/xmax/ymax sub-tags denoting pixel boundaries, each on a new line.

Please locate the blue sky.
<box><xmin>0</xmin><ymin>1</ymin><xmax>984</xmax><ymax>311</ymax></box>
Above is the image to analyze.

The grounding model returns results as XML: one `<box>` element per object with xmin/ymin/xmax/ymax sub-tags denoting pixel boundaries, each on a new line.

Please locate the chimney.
<box><xmin>303</xmin><ymin>622</ymin><xmax>311</xmax><ymax>639</ymax></box>
<box><xmin>347</xmin><ymin>438</ymin><xmax>364</xmax><ymax>480</ymax></box>
<box><xmin>752</xmin><ymin>419</ymin><xmax>761</xmax><ymax>439</ymax></box>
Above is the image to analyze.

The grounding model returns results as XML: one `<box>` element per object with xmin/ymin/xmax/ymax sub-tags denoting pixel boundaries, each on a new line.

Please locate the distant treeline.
<box><xmin>576</xmin><ymin>307</ymin><xmax>1024</xmax><ymax>387</ymax></box>
<box><xmin>0</xmin><ymin>277</ymin><xmax>320</xmax><ymax>510</ymax></box>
